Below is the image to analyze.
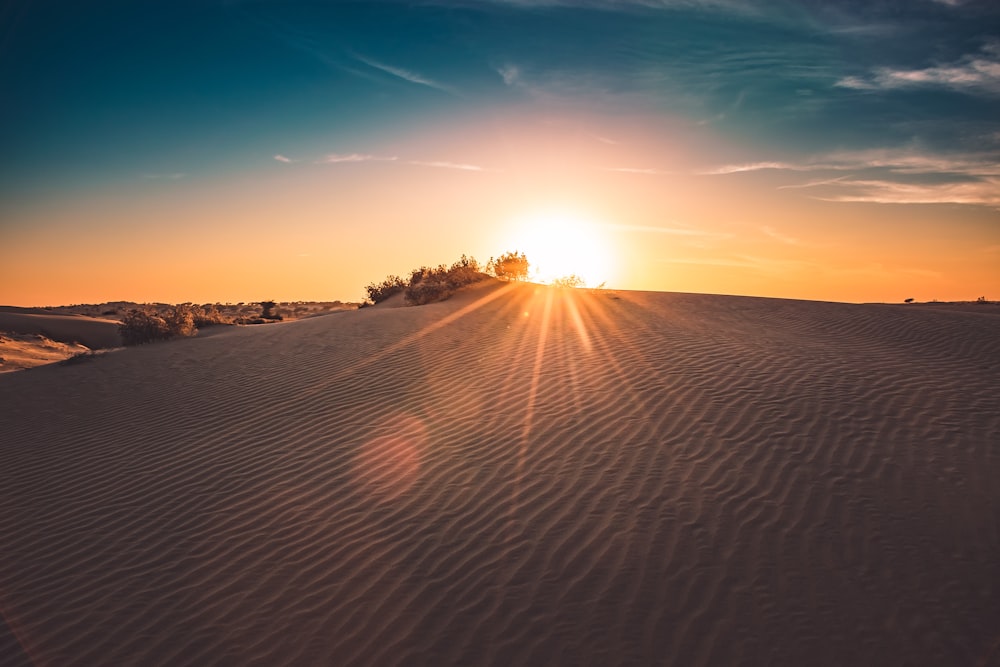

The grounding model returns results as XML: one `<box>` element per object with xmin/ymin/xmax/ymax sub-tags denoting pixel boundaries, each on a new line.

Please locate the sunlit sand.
<box><xmin>1</xmin><ymin>282</ymin><xmax>997</xmax><ymax>665</ymax></box>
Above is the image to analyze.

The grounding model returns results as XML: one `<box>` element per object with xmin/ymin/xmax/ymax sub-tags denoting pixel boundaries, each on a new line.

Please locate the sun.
<box><xmin>508</xmin><ymin>209</ymin><xmax>614</xmax><ymax>287</ymax></box>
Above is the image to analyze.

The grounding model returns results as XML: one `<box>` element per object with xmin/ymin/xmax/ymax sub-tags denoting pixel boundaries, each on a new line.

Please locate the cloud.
<box><xmin>836</xmin><ymin>42</ymin><xmax>1000</xmax><ymax>94</ymax></box>
<box><xmin>777</xmin><ymin>175</ymin><xmax>853</xmax><ymax>190</ymax></box>
<box><xmin>823</xmin><ymin>149</ymin><xmax>1000</xmax><ymax>176</ymax></box>
<box><xmin>604</xmin><ymin>167</ymin><xmax>672</xmax><ymax>175</ymax></box>
<box><xmin>408</xmin><ymin>160</ymin><xmax>486</xmax><ymax>171</ymax></box>
<box><xmin>706</xmin><ymin>150</ymin><xmax>1000</xmax><ymax>179</ymax></box>
<box><xmin>699</xmin><ymin>161</ymin><xmax>818</xmax><ymax>175</ymax></box>
<box><xmin>318</xmin><ymin>153</ymin><xmax>398</xmax><ymax>164</ymax></box>
<box><xmin>354</xmin><ymin>54</ymin><xmax>460</xmax><ymax>96</ymax></box>
<box><xmin>315</xmin><ymin>153</ymin><xmax>486</xmax><ymax>171</ymax></box>
<box><xmin>273</xmin><ymin>154</ymin><xmax>293</xmax><ymax>163</ymax></box>
<box><xmin>815</xmin><ymin>178</ymin><xmax>1000</xmax><ymax>208</ymax></box>
<box><xmin>497</xmin><ymin>64</ymin><xmax>521</xmax><ymax>86</ymax></box>
<box><xmin>454</xmin><ymin>0</ymin><xmax>758</xmax><ymax>11</ymax></box>
<box><xmin>761</xmin><ymin>226</ymin><xmax>802</xmax><ymax>246</ymax></box>
<box><xmin>704</xmin><ymin>147</ymin><xmax>1000</xmax><ymax>208</ymax></box>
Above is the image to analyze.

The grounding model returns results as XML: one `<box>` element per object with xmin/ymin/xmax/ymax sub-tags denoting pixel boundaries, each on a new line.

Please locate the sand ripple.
<box><xmin>1</xmin><ymin>285</ymin><xmax>997</xmax><ymax>666</ymax></box>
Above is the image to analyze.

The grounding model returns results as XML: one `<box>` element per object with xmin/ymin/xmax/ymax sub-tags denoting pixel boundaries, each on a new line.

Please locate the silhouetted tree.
<box><xmin>259</xmin><ymin>300</ymin><xmax>276</xmax><ymax>319</ymax></box>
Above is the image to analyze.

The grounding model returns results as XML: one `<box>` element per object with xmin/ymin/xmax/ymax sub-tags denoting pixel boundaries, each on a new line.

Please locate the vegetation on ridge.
<box><xmin>364</xmin><ymin>252</ymin><xmax>530</xmax><ymax>307</ymax></box>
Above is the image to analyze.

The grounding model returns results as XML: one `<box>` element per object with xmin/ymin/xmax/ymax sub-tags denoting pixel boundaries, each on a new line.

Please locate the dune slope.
<box><xmin>1</xmin><ymin>283</ymin><xmax>997</xmax><ymax>666</ymax></box>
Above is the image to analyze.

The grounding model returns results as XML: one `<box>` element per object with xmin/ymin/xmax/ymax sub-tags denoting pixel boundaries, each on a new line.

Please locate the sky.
<box><xmin>1</xmin><ymin>0</ymin><xmax>998</xmax><ymax>305</ymax></box>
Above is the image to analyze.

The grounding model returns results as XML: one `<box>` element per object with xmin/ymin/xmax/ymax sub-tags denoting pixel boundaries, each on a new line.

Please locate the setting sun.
<box><xmin>508</xmin><ymin>210</ymin><xmax>615</xmax><ymax>287</ymax></box>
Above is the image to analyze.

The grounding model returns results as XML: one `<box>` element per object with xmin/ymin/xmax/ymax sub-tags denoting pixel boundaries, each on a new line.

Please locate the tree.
<box><xmin>260</xmin><ymin>300</ymin><xmax>282</xmax><ymax>320</ymax></box>
<box><xmin>488</xmin><ymin>251</ymin><xmax>529</xmax><ymax>281</ymax></box>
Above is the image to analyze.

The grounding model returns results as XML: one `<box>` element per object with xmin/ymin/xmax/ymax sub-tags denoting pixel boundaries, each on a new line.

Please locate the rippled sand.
<box><xmin>1</xmin><ymin>282</ymin><xmax>997</xmax><ymax>666</ymax></box>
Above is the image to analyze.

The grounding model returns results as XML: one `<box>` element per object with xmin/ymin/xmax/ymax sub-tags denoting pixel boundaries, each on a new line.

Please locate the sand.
<box><xmin>0</xmin><ymin>310</ymin><xmax>122</xmax><ymax>373</ymax></box>
<box><xmin>0</xmin><ymin>282</ymin><xmax>997</xmax><ymax>666</ymax></box>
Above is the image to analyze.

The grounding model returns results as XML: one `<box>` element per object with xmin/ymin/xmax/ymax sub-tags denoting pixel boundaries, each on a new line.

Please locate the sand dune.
<box><xmin>1</xmin><ymin>283</ymin><xmax>997</xmax><ymax>666</ymax></box>
<box><xmin>0</xmin><ymin>311</ymin><xmax>121</xmax><ymax>350</ymax></box>
<box><xmin>0</xmin><ymin>310</ymin><xmax>121</xmax><ymax>372</ymax></box>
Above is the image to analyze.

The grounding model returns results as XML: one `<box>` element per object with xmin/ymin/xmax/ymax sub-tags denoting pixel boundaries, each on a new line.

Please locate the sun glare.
<box><xmin>510</xmin><ymin>210</ymin><xmax>614</xmax><ymax>287</ymax></box>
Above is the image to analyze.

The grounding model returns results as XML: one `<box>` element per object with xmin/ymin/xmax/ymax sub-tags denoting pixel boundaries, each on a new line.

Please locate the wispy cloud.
<box><xmin>761</xmin><ymin>225</ymin><xmax>803</xmax><ymax>246</ymax></box>
<box><xmin>777</xmin><ymin>175</ymin><xmax>853</xmax><ymax>190</ymax></box>
<box><xmin>315</xmin><ymin>152</ymin><xmax>487</xmax><ymax>171</ymax></box>
<box><xmin>603</xmin><ymin>166</ymin><xmax>673</xmax><ymax>175</ymax></box>
<box><xmin>814</xmin><ymin>178</ymin><xmax>1000</xmax><ymax>208</ymax></box>
<box><xmin>274</xmin><ymin>154</ymin><xmax>293</xmax><ymax>163</ymax></box>
<box><xmin>823</xmin><ymin>149</ymin><xmax>1000</xmax><ymax>176</ymax></box>
<box><xmin>703</xmin><ymin>147</ymin><xmax>1000</xmax><ymax>207</ymax></box>
<box><xmin>409</xmin><ymin>160</ymin><xmax>485</xmax><ymax>171</ymax></box>
<box><xmin>699</xmin><ymin>161</ymin><xmax>818</xmax><ymax>175</ymax></box>
<box><xmin>317</xmin><ymin>153</ymin><xmax>398</xmax><ymax>164</ymax></box>
<box><xmin>590</xmin><ymin>133</ymin><xmax>619</xmax><ymax>145</ymax></box>
<box><xmin>497</xmin><ymin>64</ymin><xmax>521</xmax><ymax>86</ymax></box>
<box><xmin>715</xmin><ymin>149</ymin><xmax>1000</xmax><ymax>178</ymax></box>
<box><xmin>354</xmin><ymin>53</ymin><xmax>460</xmax><ymax>96</ymax></box>
<box><xmin>836</xmin><ymin>42</ymin><xmax>1000</xmax><ymax>94</ymax></box>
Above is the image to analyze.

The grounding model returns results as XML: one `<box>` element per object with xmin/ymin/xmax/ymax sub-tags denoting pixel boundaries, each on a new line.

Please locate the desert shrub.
<box><xmin>364</xmin><ymin>255</ymin><xmax>489</xmax><ymax>307</ymax></box>
<box><xmin>488</xmin><ymin>251</ymin><xmax>529</xmax><ymax>281</ymax></box>
<box><xmin>403</xmin><ymin>257</ymin><xmax>488</xmax><ymax>305</ymax></box>
<box><xmin>406</xmin><ymin>278</ymin><xmax>452</xmax><ymax>305</ymax></box>
<box><xmin>119</xmin><ymin>306</ymin><xmax>197</xmax><ymax>346</ymax></box>
<box><xmin>366</xmin><ymin>275</ymin><xmax>406</xmax><ymax>304</ymax></box>
<box><xmin>551</xmin><ymin>274</ymin><xmax>585</xmax><ymax>288</ymax></box>
<box><xmin>192</xmin><ymin>304</ymin><xmax>232</xmax><ymax>327</ymax></box>
<box><xmin>165</xmin><ymin>305</ymin><xmax>197</xmax><ymax>337</ymax></box>
<box><xmin>444</xmin><ymin>255</ymin><xmax>486</xmax><ymax>289</ymax></box>
<box><xmin>405</xmin><ymin>265</ymin><xmax>449</xmax><ymax>305</ymax></box>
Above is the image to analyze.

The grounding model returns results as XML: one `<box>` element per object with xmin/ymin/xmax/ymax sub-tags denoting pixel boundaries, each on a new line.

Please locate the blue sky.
<box><xmin>1</xmin><ymin>0</ymin><xmax>998</xmax><ymax>304</ymax></box>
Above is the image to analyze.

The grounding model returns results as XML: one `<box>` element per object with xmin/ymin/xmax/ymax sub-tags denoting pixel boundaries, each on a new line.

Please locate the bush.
<box><xmin>362</xmin><ymin>255</ymin><xmax>490</xmax><ymax>307</ymax></box>
<box><xmin>403</xmin><ymin>257</ymin><xmax>489</xmax><ymax>305</ymax></box>
<box><xmin>192</xmin><ymin>304</ymin><xmax>232</xmax><ymax>327</ymax></box>
<box><xmin>551</xmin><ymin>275</ymin><xmax>585</xmax><ymax>288</ymax></box>
<box><xmin>119</xmin><ymin>306</ymin><xmax>197</xmax><ymax>346</ymax></box>
<box><xmin>488</xmin><ymin>251</ymin><xmax>529</xmax><ymax>281</ymax></box>
<box><xmin>365</xmin><ymin>275</ymin><xmax>406</xmax><ymax>304</ymax></box>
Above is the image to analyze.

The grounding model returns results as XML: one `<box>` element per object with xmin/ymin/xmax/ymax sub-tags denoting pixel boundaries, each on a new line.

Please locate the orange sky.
<box><xmin>2</xmin><ymin>112</ymin><xmax>998</xmax><ymax>306</ymax></box>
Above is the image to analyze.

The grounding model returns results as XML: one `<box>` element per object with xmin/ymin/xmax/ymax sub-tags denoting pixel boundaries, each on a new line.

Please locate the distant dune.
<box><xmin>1</xmin><ymin>283</ymin><xmax>997</xmax><ymax>666</ymax></box>
<box><xmin>0</xmin><ymin>310</ymin><xmax>122</xmax><ymax>373</ymax></box>
<box><xmin>0</xmin><ymin>310</ymin><xmax>121</xmax><ymax>350</ymax></box>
